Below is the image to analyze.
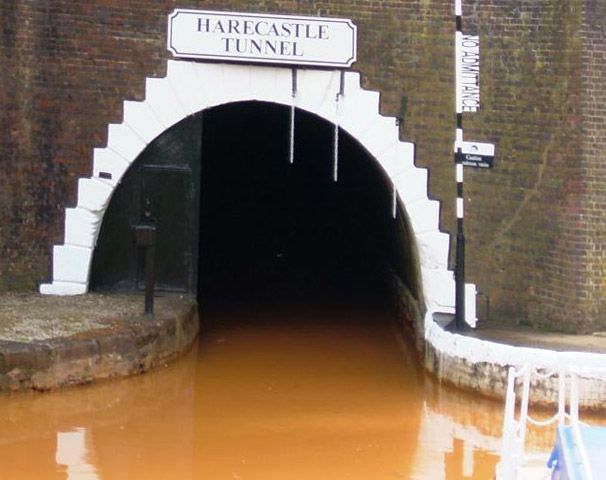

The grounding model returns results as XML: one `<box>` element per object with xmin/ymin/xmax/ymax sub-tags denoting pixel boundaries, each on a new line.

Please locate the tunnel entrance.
<box><xmin>91</xmin><ymin>101</ymin><xmax>421</xmax><ymax>315</ymax></box>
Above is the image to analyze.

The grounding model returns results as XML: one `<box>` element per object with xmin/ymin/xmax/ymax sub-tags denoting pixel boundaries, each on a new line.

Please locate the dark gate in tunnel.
<box><xmin>91</xmin><ymin>101</ymin><xmax>421</xmax><ymax>310</ymax></box>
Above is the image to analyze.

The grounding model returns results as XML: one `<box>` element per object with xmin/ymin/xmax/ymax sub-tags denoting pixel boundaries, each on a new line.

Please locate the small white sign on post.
<box><xmin>167</xmin><ymin>9</ymin><xmax>357</xmax><ymax>68</ymax></box>
<box><xmin>454</xmin><ymin>141</ymin><xmax>495</xmax><ymax>168</ymax></box>
<box><xmin>455</xmin><ymin>32</ymin><xmax>480</xmax><ymax>113</ymax></box>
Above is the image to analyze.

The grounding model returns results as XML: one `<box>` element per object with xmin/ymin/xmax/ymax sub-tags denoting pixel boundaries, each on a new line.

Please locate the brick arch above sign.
<box><xmin>39</xmin><ymin>60</ymin><xmax>470</xmax><ymax>321</ymax></box>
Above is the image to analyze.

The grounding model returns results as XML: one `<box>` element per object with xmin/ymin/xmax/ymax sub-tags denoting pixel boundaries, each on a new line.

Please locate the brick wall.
<box><xmin>0</xmin><ymin>0</ymin><xmax>601</xmax><ymax>331</ymax></box>
<box><xmin>578</xmin><ymin>0</ymin><xmax>606</xmax><ymax>331</ymax></box>
<box><xmin>461</xmin><ymin>1</ymin><xmax>587</xmax><ymax>331</ymax></box>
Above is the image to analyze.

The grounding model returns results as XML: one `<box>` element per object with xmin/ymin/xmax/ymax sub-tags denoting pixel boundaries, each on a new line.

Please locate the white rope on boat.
<box><xmin>526</xmin><ymin>412</ymin><xmax>569</xmax><ymax>427</ymax></box>
<box><xmin>532</xmin><ymin>368</ymin><xmax>559</xmax><ymax>380</ymax></box>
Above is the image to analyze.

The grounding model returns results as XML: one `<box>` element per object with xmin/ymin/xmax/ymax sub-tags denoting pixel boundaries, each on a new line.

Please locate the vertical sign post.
<box><xmin>453</xmin><ymin>0</ymin><xmax>480</xmax><ymax>331</ymax></box>
<box><xmin>133</xmin><ymin>225</ymin><xmax>156</xmax><ymax>316</ymax></box>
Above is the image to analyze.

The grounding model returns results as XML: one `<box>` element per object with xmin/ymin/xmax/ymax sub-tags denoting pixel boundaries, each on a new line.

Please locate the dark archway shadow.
<box><xmin>90</xmin><ymin>101</ymin><xmax>422</xmax><ymax>322</ymax></box>
<box><xmin>198</xmin><ymin>101</ymin><xmax>420</xmax><ymax>315</ymax></box>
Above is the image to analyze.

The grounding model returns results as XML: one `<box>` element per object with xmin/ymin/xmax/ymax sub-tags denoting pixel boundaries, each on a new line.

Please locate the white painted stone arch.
<box><xmin>39</xmin><ymin>60</ymin><xmax>474</xmax><ymax>324</ymax></box>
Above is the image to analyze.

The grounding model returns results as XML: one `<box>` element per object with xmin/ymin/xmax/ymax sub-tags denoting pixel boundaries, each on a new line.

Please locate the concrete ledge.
<box><xmin>423</xmin><ymin>311</ymin><xmax>606</xmax><ymax>410</ymax></box>
<box><xmin>0</xmin><ymin>293</ymin><xmax>199</xmax><ymax>393</ymax></box>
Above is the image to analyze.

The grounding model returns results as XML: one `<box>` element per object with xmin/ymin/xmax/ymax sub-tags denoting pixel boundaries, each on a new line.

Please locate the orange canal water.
<box><xmin>0</xmin><ymin>306</ymin><xmax>558</xmax><ymax>479</ymax></box>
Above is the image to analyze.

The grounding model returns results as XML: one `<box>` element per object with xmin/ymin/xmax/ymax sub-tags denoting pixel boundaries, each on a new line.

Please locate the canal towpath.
<box><xmin>0</xmin><ymin>292</ymin><xmax>198</xmax><ymax>392</ymax></box>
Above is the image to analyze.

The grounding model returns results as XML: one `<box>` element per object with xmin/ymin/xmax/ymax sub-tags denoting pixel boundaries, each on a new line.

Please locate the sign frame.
<box><xmin>167</xmin><ymin>9</ymin><xmax>357</xmax><ymax>68</ymax></box>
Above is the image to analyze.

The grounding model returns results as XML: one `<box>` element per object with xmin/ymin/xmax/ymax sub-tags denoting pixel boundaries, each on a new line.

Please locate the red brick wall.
<box><xmin>1</xmin><ymin>0</ymin><xmax>601</xmax><ymax>331</ymax></box>
<box><xmin>577</xmin><ymin>0</ymin><xmax>606</xmax><ymax>330</ymax></box>
<box><xmin>461</xmin><ymin>1</ymin><xmax>586</xmax><ymax>330</ymax></box>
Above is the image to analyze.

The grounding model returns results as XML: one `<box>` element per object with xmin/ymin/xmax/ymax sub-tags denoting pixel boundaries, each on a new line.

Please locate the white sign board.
<box><xmin>454</xmin><ymin>141</ymin><xmax>495</xmax><ymax>168</ymax></box>
<box><xmin>454</xmin><ymin>141</ymin><xmax>494</xmax><ymax>155</ymax></box>
<box><xmin>455</xmin><ymin>33</ymin><xmax>480</xmax><ymax>113</ymax></box>
<box><xmin>167</xmin><ymin>9</ymin><xmax>357</xmax><ymax>68</ymax></box>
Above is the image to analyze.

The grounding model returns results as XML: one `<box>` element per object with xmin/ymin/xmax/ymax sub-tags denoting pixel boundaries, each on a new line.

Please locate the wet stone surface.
<box><xmin>0</xmin><ymin>292</ymin><xmax>199</xmax><ymax>392</ymax></box>
<box><xmin>0</xmin><ymin>293</ymin><xmax>184</xmax><ymax>341</ymax></box>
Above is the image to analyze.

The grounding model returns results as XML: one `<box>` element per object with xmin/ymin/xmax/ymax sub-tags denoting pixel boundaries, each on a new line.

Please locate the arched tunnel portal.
<box><xmin>90</xmin><ymin>101</ymin><xmax>423</xmax><ymax>326</ymax></box>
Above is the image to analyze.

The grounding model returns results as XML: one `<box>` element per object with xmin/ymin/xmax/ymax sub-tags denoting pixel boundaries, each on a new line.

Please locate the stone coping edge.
<box><xmin>423</xmin><ymin>311</ymin><xmax>606</xmax><ymax>409</ymax></box>
<box><xmin>0</xmin><ymin>304</ymin><xmax>199</xmax><ymax>393</ymax></box>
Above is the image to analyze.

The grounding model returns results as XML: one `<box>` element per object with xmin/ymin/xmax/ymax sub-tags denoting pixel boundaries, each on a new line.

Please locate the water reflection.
<box><xmin>56</xmin><ymin>428</ymin><xmax>99</xmax><ymax>480</ymax></box>
<box><xmin>412</xmin><ymin>403</ymin><xmax>501</xmax><ymax>479</ymax></box>
<box><xmin>0</xmin><ymin>307</ymin><xmax>558</xmax><ymax>479</ymax></box>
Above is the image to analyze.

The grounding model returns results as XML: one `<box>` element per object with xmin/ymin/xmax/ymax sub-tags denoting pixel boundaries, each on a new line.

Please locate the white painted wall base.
<box><xmin>39</xmin><ymin>281</ymin><xmax>88</xmax><ymax>296</ymax></box>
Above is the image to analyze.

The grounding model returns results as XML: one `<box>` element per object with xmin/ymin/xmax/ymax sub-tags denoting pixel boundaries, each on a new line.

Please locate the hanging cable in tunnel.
<box><xmin>290</xmin><ymin>68</ymin><xmax>297</xmax><ymax>165</ymax></box>
<box><xmin>333</xmin><ymin>71</ymin><xmax>346</xmax><ymax>182</ymax></box>
<box><xmin>289</xmin><ymin>105</ymin><xmax>295</xmax><ymax>164</ymax></box>
<box><xmin>392</xmin><ymin>184</ymin><xmax>398</xmax><ymax>219</ymax></box>
<box><xmin>333</xmin><ymin>106</ymin><xmax>339</xmax><ymax>182</ymax></box>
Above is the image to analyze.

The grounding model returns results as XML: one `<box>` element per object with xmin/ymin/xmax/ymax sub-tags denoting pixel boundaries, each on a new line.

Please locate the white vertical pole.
<box><xmin>570</xmin><ymin>372</ymin><xmax>579</xmax><ymax>423</ymax></box>
<box><xmin>558</xmin><ymin>370</ymin><xmax>566</xmax><ymax>427</ymax></box>
<box><xmin>518</xmin><ymin>367</ymin><xmax>531</xmax><ymax>468</ymax></box>
<box><xmin>499</xmin><ymin>366</ymin><xmax>518</xmax><ymax>479</ymax></box>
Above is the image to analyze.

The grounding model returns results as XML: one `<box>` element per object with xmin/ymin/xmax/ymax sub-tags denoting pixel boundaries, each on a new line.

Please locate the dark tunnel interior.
<box><xmin>91</xmin><ymin>101</ymin><xmax>421</xmax><ymax>313</ymax></box>
<box><xmin>199</xmin><ymin>102</ymin><xmax>416</xmax><ymax>310</ymax></box>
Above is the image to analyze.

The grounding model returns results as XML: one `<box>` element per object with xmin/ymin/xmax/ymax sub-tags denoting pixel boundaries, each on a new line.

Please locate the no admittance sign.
<box><xmin>455</xmin><ymin>33</ymin><xmax>480</xmax><ymax>113</ymax></box>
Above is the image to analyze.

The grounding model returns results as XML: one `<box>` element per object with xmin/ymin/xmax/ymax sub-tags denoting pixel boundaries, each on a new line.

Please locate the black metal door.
<box><xmin>137</xmin><ymin>165</ymin><xmax>194</xmax><ymax>291</ymax></box>
<box><xmin>90</xmin><ymin>114</ymin><xmax>202</xmax><ymax>293</ymax></box>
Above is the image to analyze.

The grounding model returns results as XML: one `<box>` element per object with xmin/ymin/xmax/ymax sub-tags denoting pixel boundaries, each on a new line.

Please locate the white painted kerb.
<box><xmin>39</xmin><ymin>60</ymin><xmax>476</xmax><ymax>325</ymax></box>
<box><xmin>424</xmin><ymin>310</ymin><xmax>606</xmax><ymax>406</ymax></box>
